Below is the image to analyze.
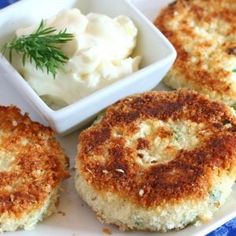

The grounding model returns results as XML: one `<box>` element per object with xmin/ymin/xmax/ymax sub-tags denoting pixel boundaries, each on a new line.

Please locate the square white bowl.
<box><xmin>0</xmin><ymin>0</ymin><xmax>176</xmax><ymax>135</ymax></box>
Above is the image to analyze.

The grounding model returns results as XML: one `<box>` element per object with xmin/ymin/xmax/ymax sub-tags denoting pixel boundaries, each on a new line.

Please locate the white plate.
<box><xmin>1</xmin><ymin>0</ymin><xmax>236</xmax><ymax>236</ymax></box>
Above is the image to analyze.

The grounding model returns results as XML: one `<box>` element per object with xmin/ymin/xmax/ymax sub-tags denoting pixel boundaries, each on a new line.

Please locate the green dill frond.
<box><xmin>2</xmin><ymin>20</ymin><xmax>74</xmax><ymax>78</ymax></box>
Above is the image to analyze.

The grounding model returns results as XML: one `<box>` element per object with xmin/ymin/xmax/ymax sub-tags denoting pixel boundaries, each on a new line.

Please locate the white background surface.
<box><xmin>0</xmin><ymin>0</ymin><xmax>236</xmax><ymax>236</ymax></box>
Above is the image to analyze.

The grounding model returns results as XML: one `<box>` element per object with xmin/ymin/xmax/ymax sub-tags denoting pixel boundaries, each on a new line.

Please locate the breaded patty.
<box><xmin>155</xmin><ymin>0</ymin><xmax>236</xmax><ymax>105</ymax></box>
<box><xmin>0</xmin><ymin>106</ymin><xmax>69</xmax><ymax>232</ymax></box>
<box><xmin>75</xmin><ymin>90</ymin><xmax>236</xmax><ymax>232</ymax></box>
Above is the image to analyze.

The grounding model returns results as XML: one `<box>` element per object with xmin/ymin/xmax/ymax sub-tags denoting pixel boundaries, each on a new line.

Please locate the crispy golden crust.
<box><xmin>155</xmin><ymin>0</ymin><xmax>236</xmax><ymax>104</ymax></box>
<box><xmin>77</xmin><ymin>90</ymin><xmax>236</xmax><ymax>207</ymax></box>
<box><xmin>0</xmin><ymin>106</ymin><xmax>69</xmax><ymax>218</ymax></box>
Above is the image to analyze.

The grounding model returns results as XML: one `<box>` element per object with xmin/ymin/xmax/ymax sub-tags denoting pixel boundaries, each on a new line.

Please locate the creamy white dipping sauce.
<box><xmin>14</xmin><ymin>9</ymin><xmax>141</xmax><ymax>109</ymax></box>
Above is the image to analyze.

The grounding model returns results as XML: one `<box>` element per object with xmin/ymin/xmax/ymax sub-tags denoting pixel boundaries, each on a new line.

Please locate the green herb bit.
<box><xmin>233</xmin><ymin>69</ymin><xmax>236</xmax><ymax>73</ymax></box>
<box><xmin>232</xmin><ymin>103</ymin><xmax>236</xmax><ymax>110</ymax></box>
<box><xmin>2</xmin><ymin>20</ymin><xmax>74</xmax><ymax>77</ymax></box>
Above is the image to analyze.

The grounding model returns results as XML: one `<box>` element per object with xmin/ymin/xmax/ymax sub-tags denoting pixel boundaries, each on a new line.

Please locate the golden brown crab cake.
<box><xmin>0</xmin><ymin>106</ymin><xmax>69</xmax><ymax>232</ymax></box>
<box><xmin>155</xmin><ymin>0</ymin><xmax>236</xmax><ymax>106</ymax></box>
<box><xmin>75</xmin><ymin>90</ymin><xmax>236</xmax><ymax>232</ymax></box>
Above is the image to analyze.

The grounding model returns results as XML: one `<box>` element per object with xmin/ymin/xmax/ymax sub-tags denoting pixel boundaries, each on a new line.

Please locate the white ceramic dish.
<box><xmin>0</xmin><ymin>1</ymin><xmax>235</xmax><ymax>236</ymax></box>
<box><xmin>0</xmin><ymin>0</ymin><xmax>176</xmax><ymax>135</ymax></box>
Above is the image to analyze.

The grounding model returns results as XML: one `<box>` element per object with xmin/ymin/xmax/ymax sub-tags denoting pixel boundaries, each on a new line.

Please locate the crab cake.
<box><xmin>155</xmin><ymin>0</ymin><xmax>236</xmax><ymax>105</ymax></box>
<box><xmin>0</xmin><ymin>106</ymin><xmax>69</xmax><ymax>232</ymax></box>
<box><xmin>75</xmin><ymin>90</ymin><xmax>236</xmax><ymax>232</ymax></box>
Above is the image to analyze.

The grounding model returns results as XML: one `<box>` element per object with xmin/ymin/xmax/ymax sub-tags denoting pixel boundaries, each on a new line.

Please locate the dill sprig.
<box><xmin>2</xmin><ymin>20</ymin><xmax>74</xmax><ymax>77</ymax></box>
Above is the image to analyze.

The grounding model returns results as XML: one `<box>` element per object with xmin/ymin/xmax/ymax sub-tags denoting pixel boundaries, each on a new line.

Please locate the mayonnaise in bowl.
<box><xmin>13</xmin><ymin>9</ymin><xmax>141</xmax><ymax>110</ymax></box>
